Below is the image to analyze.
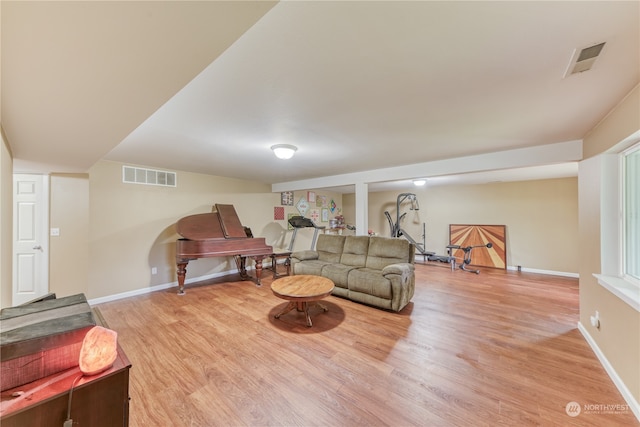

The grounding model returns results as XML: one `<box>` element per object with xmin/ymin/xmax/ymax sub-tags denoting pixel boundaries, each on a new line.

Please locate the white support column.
<box><xmin>354</xmin><ymin>182</ymin><xmax>368</xmax><ymax>236</ymax></box>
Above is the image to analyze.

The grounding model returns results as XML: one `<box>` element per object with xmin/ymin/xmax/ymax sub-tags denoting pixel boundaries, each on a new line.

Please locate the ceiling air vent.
<box><xmin>122</xmin><ymin>166</ymin><xmax>176</xmax><ymax>187</ymax></box>
<box><xmin>563</xmin><ymin>42</ymin><xmax>606</xmax><ymax>78</ymax></box>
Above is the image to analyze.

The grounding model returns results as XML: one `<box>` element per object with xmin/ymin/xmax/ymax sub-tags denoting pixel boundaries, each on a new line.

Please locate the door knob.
<box><xmin>33</xmin><ymin>245</ymin><xmax>42</xmax><ymax>250</ymax></box>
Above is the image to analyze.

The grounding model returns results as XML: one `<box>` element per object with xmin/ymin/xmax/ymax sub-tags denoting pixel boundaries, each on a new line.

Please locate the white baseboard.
<box><xmin>506</xmin><ymin>265</ymin><xmax>579</xmax><ymax>278</ymax></box>
<box><xmin>88</xmin><ymin>268</ymin><xmax>238</xmax><ymax>306</ymax></box>
<box><xmin>578</xmin><ymin>321</ymin><xmax>640</xmax><ymax>422</ymax></box>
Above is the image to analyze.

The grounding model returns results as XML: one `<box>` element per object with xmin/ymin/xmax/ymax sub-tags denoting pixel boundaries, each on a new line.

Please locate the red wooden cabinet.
<box><xmin>0</xmin><ymin>347</ymin><xmax>131</xmax><ymax>427</ymax></box>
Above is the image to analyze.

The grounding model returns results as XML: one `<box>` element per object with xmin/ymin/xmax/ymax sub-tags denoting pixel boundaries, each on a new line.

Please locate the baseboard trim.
<box><xmin>506</xmin><ymin>265</ymin><xmax>579</xmax><ymax>278</ymax></box>
<box><xmin>87</xmin><ymin>268</ymin><xmax>238</xmax><ymax>306</ymax></box>
<box><xmin>578</xmin><ymin>321</ymin><xmax>640</xmax><ymax>422</ymax></box>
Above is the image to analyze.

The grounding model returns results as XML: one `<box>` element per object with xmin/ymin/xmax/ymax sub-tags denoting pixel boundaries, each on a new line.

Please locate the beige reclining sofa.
<box><xmin>290</xmin><ymin>234</ymin><xmax>415</xmax><ymax>312</ymax></box>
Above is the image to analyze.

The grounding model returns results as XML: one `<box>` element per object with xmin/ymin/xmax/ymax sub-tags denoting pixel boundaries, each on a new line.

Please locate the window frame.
<box><xmin>622</xmin><ymin>143</ymin><xmax>640</xmax><ymax>284</ymax></box>
<box><xmin>594</xmin><ymin>130</ymin><xmax>640</xmax><ymax>312</ymax></box>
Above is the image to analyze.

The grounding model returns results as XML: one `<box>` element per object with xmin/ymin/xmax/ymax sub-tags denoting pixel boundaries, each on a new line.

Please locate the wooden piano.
<box><xmin>175</xmin><ymin>204</ymin><xmax>273</xmax><ymax>294</ymax></box>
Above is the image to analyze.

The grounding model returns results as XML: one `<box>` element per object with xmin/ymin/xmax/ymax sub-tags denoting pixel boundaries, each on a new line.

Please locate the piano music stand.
<box><xmin>287</xmin><ymin>216</ymin><xmax>326</xmax><ymax>251</ymax></box>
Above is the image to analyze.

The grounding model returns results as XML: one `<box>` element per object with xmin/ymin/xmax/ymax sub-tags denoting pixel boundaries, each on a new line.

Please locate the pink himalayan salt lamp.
<box><xmin>79</xmin><ymin>326</ymin><xmax>118</xmax><ymax>376</ymax></box>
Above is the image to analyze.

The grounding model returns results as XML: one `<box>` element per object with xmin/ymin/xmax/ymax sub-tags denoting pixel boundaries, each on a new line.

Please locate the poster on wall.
<box><xmin>309</xmin><ymin>209</ymin><xmax>319</xmax><ymax>223</ymax></box>
<box><xmin>449</xmin><ymin>224</ymin><xmax>506</xmax><ymax>269</ymax></box>
<box><xmin>296</xmin><ymin>197</ymin><xmax>310</xmax><ymax>216</ymax></box>
<box><xmin>281</xmin><ymin>192</ymin><xmax>294</xmax><ymax>206</ymax></box>
<box><xmin>274</xmin><ymin>206</ymin><xmax>285</xmax><ymax>221</ymax></box>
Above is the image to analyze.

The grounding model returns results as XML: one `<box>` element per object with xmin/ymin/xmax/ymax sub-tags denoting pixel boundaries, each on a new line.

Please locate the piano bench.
<box><xmin>270</xmin><ymin>251</ymin><xmax>292</xmax><ymax>279</ymax></box>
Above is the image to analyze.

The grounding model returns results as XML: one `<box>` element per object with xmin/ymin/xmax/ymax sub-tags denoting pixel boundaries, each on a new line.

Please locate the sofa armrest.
<box><xmin>382</xmin><ymin>263</ymin><xmax>414</xmax><ymax>276</ymax></box>
<box><xmin>290</xmin><ymin>250</ymin><xmax>319</xmax><ymax>262</ymax></box>
<box><xmin>383</xmin><ymin>263</ymin><xmax>416</xmax><ymax>312</ymax></box>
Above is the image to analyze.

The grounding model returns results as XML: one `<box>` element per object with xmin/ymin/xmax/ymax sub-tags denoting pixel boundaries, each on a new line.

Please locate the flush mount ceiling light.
<box><xmin>413</xmin><ymin>179</ymin><xmax>427</xmax><ymax>186</ymax></box>
<box><xmin>271</xmin><ymin>144</ymin><xmax>298</xmax><ymax>160</ymax></box>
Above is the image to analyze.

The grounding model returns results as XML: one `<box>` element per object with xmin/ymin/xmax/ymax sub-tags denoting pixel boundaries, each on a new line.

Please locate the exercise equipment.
<box><xmin>384</xmin><ymin>192</ymin><xmax>491</xmax><ymax>274</ymax></box>
<box><xmin>287</xmin><ymin>216</ymin><xmax>325</xmax><ymax>251</ymax></box>
<box><xmin>425</xmin><ymin>251</ymin><xmax>457</xmax><ymax>271</ymax></box>
<box><xmin>385</xmin><ymin>193</ymin><xmax>434</xmax><ymax>257</ymax></box>
<box><xmin>446</xmin><ymin>242</ymin><xmax>493</xmax><ymax>274</ymax></box>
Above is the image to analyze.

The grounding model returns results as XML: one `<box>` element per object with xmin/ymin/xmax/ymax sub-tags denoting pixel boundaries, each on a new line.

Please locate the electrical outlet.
<box><xmin>151</xmin><ymin>267</ymin><xmax>157</xmax><ymax>275</ymax></box>
<box><xmin>590</xmin><ymin>311</ymin><xmax>600</xmax><ymax>329</ymax></box>
<box><xmin>50</xmin><ymin>228</ymin><xmax>60</xmax><ymax>236</ymax></box>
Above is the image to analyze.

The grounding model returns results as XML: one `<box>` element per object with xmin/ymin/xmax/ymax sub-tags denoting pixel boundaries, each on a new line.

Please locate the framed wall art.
<box><xmin>281</xmin><ymin>191</ymin><xmax>294</xmax><ymax>206</ymax></box>
<box><xmin>274</xmin><ymin>206</ymin><xmax>285</xmax><ymax>221</ymax></box>
<box><xmin>449</xmin><ymin>224</ymin><xmax>506</xmax><ymax>269</ymax></box>
<box><xmin>307</xmin><ymin>191</ymin><xmax>316</xmax><ymax>203</ymax></box>
<box><xmin>296</xmin><ymin>197</ymin><xmax>310</xmax><ymax>216</ymax></box>
<box><xmin>309</xmin><ymin>209</ymin><xmax>319</xmax><ymax>223</ymax></box>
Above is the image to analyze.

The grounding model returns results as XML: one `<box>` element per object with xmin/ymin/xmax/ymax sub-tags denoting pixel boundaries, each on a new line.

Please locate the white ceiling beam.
<box><xmin>271</xmin><ymin>140</ymin><xmax>583</xmax><ymax>192</ymax></box>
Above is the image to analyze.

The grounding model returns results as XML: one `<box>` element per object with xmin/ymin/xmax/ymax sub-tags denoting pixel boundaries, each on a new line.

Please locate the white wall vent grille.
<box><xmin>122</xmin><ymin>166</ymin><xmax>176</xmax><ymax>187</ymax></box>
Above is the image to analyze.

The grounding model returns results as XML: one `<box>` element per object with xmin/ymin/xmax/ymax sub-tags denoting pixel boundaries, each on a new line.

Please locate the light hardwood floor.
<box><xmin>96</xmin><ymin>263</ymin><xmax>638</xmax><ymax>426</ymax></box>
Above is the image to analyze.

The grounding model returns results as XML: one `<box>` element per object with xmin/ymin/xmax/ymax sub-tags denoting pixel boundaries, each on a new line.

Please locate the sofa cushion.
<box><xmin>315</xmin><ymin>234</ymin><xmax>346</xmax><ymax>263</ymax></box>
<box><xmin>292</xmin><ymin>250</ymin><xmax>319</xmax><ymax>261</ymax></box>
<box><xmin>321</xmin><ymin>263</ymin><xmax>356</xmax><ymax>289</ymax></box>
<box><xmin>347</xmin><ymin>268</ymin><xmax>393</xmax><ymax>300</ymax></box>
<box><xmin>293</xmin><ymin>260</ymin><xmax>332</xmax><ymax>276</ymax></box>
<box><xmin>339</xmin><ymin>236</ymin><xmax>370</xmax><ymax>267</ymax></box>
<box><xmin>365</xmin><ymin>236</ymin><xmax>412</xmax><ymax>270</ymax></box>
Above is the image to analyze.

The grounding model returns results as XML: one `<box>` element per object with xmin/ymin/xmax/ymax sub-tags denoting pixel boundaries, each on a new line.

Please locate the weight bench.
<box><xmin>425</xmin><ymin>253</ymin><xmax>457</xmax><ymax>271</ymax></box>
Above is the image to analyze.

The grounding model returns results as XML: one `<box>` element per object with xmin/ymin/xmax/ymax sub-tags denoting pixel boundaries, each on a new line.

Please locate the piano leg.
<box><xmin>235</xmin><ymin>255</ymin><xmax>266</xmax><ymax>287</ymax></box>
<box><xmin>236</xmin><ymin>256</ymin><xmax>249</xmax><ymax>280</ymax></box>
<box><xmin>254</xmin><ymin>256</ymin><xmax>265</xmax><ymax>287</ymax></box>
<box><xmin>176</xmin><ymin>261</ymin><xmax>188</xmax><ymax>295</ymax></box>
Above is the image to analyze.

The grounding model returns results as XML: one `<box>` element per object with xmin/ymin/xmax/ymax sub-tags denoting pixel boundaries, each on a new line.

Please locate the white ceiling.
<box><xmin>3</xmin><ymin>1</ymin><xmax>639</xmax><ymax>193</ymax></box>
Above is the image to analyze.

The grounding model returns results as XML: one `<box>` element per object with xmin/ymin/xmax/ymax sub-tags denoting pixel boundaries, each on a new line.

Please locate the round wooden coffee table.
<box><xmin>271</xmin><ymin>275</ymin><xmax>335</xmax><ymax>327</ymax></box>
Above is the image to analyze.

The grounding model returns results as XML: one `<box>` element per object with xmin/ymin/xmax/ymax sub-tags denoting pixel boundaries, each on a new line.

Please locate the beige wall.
<box><xmin>583</xmin><ymin>85</ymin><xmax>640</xmax><ymax>160</ymax></box>
<box><xmin>580</xmin><ymin>84</ymin><xmax>640</xmax><ymax>405</ymax></box>
<box><xmin>0</xmin><ymin>143</ymin><xmax>330</xmax><ymax>305</ymax></box>
<box><xmin>80</xmin><ymin>160</ymin><xmax>344</xmax><ymax>299</ymax></box>
<box><xmin>49</xmin><ymin>174</ymin><xmax>90</xmax><ymax>297</ymax></box>
<box><xmin>1</xmin><ymin>129</ymin><xmax>13</xmax><ymax>308</ymax></box>
<box><xmin>86</xmin><ymin>160</ymin><xmax>274</xmax><ymax>299</ymax></box>
<box><xmin>0</xmin><ymin>135</ymin><xmax>346</xmax><ymax>305</ymax></box>
<box><xmin>344</xmin><ymin>177</ymin><xmax>579</xmax><ymax>273</ymax></box>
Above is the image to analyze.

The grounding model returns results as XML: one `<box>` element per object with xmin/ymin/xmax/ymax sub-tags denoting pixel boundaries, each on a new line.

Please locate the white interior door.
<box><xmin>13</xmin><ymin>174</ymin><xmax>49</xmax><ymax>305</ymax></box>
